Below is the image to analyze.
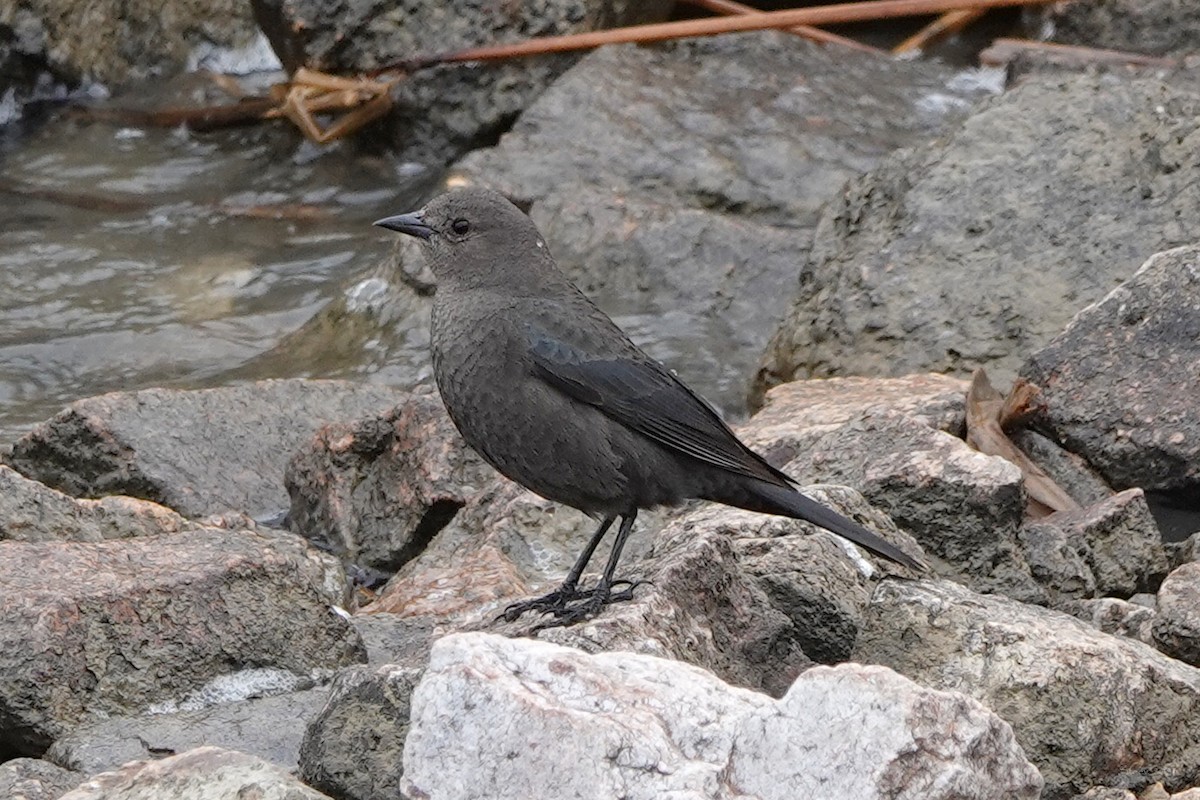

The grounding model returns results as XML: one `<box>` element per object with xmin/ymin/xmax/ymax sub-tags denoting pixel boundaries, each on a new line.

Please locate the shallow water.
<box><xmin>0</xmin><ymin>79</ymin><xmax>439</xmax><ymax>445</ymax></box>
<box><xmin>0</xmin><ymin>76</ymin><xmax>765</xmax><ymax>446</ymax></box>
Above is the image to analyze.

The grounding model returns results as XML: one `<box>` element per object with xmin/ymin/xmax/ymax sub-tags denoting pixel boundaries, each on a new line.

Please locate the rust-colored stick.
<box><xmin>893</xmin><ymin>8</ymin><xmax>986</xmax><ymax>53</ymax></box>
<box><xmin>685</xmin><ymin>0</ymin><xmax>884</xmax><ymax>54</ymax></box>
<box><xmin>382</xmin><ymin>0</ymin><xmax>1055</xmax><ymax>72</ymax></box>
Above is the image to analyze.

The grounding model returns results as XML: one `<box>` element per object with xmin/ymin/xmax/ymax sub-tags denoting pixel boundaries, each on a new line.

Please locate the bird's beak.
<box><xmin>374</xmin><ymin>210</ymin><xmax>433</xmax><ymax>240</ymax></box>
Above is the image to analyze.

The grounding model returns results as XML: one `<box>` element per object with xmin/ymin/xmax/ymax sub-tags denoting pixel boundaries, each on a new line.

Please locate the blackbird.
<box><xmin>375</xmin><ymin>188</ymin><xmax>925</xmax><ymax>626</ymax></box>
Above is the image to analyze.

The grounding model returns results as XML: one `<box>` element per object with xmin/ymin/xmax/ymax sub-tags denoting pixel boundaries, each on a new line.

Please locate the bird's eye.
<box><xmin>451</xmin><ymin>218</ymin><xmax>470</xmax><ymax>235</ymax></box>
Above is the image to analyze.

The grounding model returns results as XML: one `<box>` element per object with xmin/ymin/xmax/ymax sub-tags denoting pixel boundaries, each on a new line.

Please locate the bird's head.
<box><xmin>374</xmin><ymin>187</ymin><xmax>549</xmax><ymax>289</ymax></box>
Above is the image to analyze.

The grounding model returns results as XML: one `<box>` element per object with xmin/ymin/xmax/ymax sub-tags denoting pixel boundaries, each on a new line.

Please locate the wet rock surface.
<box><xmin>5</xmin><ymin>379</ymin><xmax>398</xmax><ymax>519</ymax></box>
<box><xmin>757</xmin><ymin>74</ymin><xmax>1200</xmax><ymax>400</ymax></box>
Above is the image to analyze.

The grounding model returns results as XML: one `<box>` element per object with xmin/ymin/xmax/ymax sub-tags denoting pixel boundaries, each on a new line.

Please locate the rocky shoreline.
<box><xmin>3</xmin><ymin>1</ymin><xmax>1200</xmax><ymax>799</ymax></box>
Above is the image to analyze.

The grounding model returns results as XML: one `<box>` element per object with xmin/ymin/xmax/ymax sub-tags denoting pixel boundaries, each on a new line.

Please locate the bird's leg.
<box><xmin>537</xmin><ymin>511</ymin><xmax>640</xmax><ymax>629</ymax></box>
<box><xmin>500</xmin><ymin>515</ymin><xmax>615</xmax><ymax>622</ymax></box>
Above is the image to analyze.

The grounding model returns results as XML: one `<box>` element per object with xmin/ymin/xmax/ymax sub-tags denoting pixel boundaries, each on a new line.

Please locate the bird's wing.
<box><xmin>526</xmin><ymin>326</ymin><xmax>793</xmax><ymax>486</ymax></box>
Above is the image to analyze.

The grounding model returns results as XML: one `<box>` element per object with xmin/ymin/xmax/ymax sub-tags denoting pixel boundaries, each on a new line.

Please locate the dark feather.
<box><xmin>526</xmin><ymin>327</ymin><xmax>791</xmax><ymax>486</ymax></box>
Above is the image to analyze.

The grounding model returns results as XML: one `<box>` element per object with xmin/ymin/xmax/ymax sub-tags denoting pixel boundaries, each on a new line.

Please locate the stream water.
<box><xmin>0</xmin><ymin>74</ymin><xmax>445</xmax><ymax>445</ymax></box>
<box><xmin>0</xmin><ymin>72</ymin><xmax>762</xmax><ymax>447</ymax></box>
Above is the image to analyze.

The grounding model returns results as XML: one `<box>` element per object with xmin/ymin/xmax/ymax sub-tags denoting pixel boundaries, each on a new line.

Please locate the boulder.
<box><xmin>0</xmin><ymin>527</ymin><xmax>364</xmax><ymax>754</ymax></box>
<box><xmin>761</xmin><ymin>405</ymin><xmax>1039</xmax><ymax>601</ymax></box>
<box><xmin>1153</xmin><ymin>563</ymin><xmax>1200</xmax><ymax>666</ymax></box>
<box><xmin>1022</xmin><ymin>244</ymin><xmax>1200</xmax><ymax>493</ymax></box>
<box><xmin>1036</xmin><ymin>0</ymin><xmax>1200</xmax><ymax>56</ymax></box>
<box><xmin>45</xmin><ymin>687</ymin><xmax>329</xmax><ymax>776</ymax></box>
<box><xmin>285</xmin><ymin>388</ymin><xmax>494</xmax><ymax>572</ymax></box>
<box><xmin>58</xmin><ymin>746</ymin><xmax>333</xmax><ymax>800</ymax></box>
<box><xmin>855</xmin><ymin>579</ymin><xmax>1200</xmax><ymax>798</ymax></box>
<box><xmin>0</xmin><ymin>466</ymin><xmax>195</xmax><ymax>542</ymax></box>
<box><xmin>6</xmin><ymin>380</ymin><xmax>399</xmax><ymax>518</ymax></box>
<box><xmin>1017</xmin><ymin>520</ymin><xmax>1098</xmax><ymax>603</ymax></box>
<box><xmin>757</xmin><ymin>74</ymin><xmax>1200</xmax><ymax>400</ymax></box>
<box><xmin>298</xmin><ymin>664</ymin><xmax>422</xmax><ymax>800</ymax></box>
<box><xmin>1041</xmin><ymin>489</ymin><xmax>1169</xmax><ymax>597</ymax></box>
<box><xmin>401</xmin><ymin>632</ymin><xmax>1042</xmax><ymax>800</ymax></box>
<box><xmin>4</xmin><ymin>0</ymin><xmax>263</xmax><ymax>84</ymax></box>
<box><xmin>1061</xmin><ymin>598</ymin><xmax>1156</xmax><ymax>646</ymax></box>
<box><xmin>0</xmin><ymin>758</ymin><xmax>81</xmax><ymax>800</ymax></box>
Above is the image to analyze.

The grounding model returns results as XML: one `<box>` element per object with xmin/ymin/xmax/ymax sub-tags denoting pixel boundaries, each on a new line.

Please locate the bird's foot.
<box><xmin>499</xmin><ymin>583</ymin><xmax>588</xmax><ymax>623</ymax></box>
<box><xmin>499</xmin><ymin>579</ymin><xmax>643</xmax><ymax>627</ymax></box>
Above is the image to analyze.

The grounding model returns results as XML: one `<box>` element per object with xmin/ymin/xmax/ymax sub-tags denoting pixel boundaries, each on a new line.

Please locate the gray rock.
<box><xmin>250</xmin><ymin>0</ymin><xmax>671</xmax><ymax>166</ymax></box>
<box><xmin>1060</xmin><ymin>598</ymin><xmax>1157</xmax><ymax>645</ymax></box>
<box><xmin>362</xmin><ymin>477</ymin><xmax>648</xmax><ymax>619</ymax></box>
<box><xmin>450</xmin><ymin>34</ymin><xmax>995</xmax><ymax>413</ymax></box>
<box><xmin>1171</xmin><ymin>533</ymin><xmax>1200</xmax><ymax>569</ymax></box>
<box><xmin>58</xmin><ymin>746</ymin><xmax>333</xmax><ymax>800</ymax></box>
<box><xmin>1017</xmin><ymin>520</ymin><xmax>1097</xmax><ymax>602</ymax></box>
<box><xmin>6</xmin><ymin>380</ymin><xmax>399</xmax><ymax>519</ymax></box>
<box><xmin>757</xmin><ymin>74</ymin><xmax>1200</xmax><ymax>399</ymax></box>
<box><xmin>763</xmin><ymin>405</ymin><xmax>1039</xmax><ymax>601</ymax></box>
<box><xmin>737</xmin><ymin>378</ymin><xmax>1043</xmax><ymax>603</ymax></box>
<box><xmin>0</xmin><ymin>527</ymin><xmax>364</xmax><ymax>754</ymax></box>
<box><xmin>0</xmin><ymin>758</ymin><xmax>81</xmax><ymax>800</ymax></box>
<box><xmin>855</xmin><ymin>579</ymin><xmax>1200</xmax><ymax>799</ymax></box>
<box><xmin>1043</xmin><ymin>489</ymin><xmax>1169</xmax><ymax>597</ymax></box>
<box><xmin>729</xmin><ymin>506</ymin><xmax>872</xmax><ymax>665</ymax></box>
<box><xmin>1010</xmin><ymin>429</ymin><xmax>1113</xmax><ymax>508</ymax></box>
<box><xmin>0</xmin><ymin>466</ymin><xmax>196</xmax><ymax>543</ymax></box>
<box><xmin>298</xmin><ymin>664</ymin><xmax>421</xmax><ymax>800</ymax></box>
<box><xmin>402</xmin><ymin>632</ymin><xmax>1042</xmax><ymax>800</ymax></box>
<box><xmin>351</xmin><ymin>613</ymin><xmax>438</xmax><ymax>668</ymax></box>
<box><xmin>45</xmin><ymin>687</ymin><xmax>329</xmax><ymax>776</ymax></box>
<box><xmin>741</xmin><ymin>373</ymin><xmax>971</xmax><ymax>445</ymax></box>
<box><xmin>1022</xmin><ymin>244</ymin><xmax>1200</xmax><ymax>493</ymax></box>
<box><xmin>541</xmin><ymin>488</ymin><xmax>916</xmax><ymax>698</ymax></box>
<box><xmin>1037</xmin><ymin>0</ymin><xmax>1200</xmax><ymax>56</ymax></box>
<box><xmin>285</xmin><ymin>387</ymin><xmax>494</xmax><ymax>572</ymax></box>
<box><xmin>1153</xmin><ymin>563</ymin><xmax>1200</xmax><ymax>666</ymax></box>
<box><xmin>5</xmin><ymin>0</ymin><xmax>261</xmax><ymax>84</ymax></box>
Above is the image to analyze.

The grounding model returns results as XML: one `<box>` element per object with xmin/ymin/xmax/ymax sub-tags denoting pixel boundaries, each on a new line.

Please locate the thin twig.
<box><xmin>371</xmin><ymin>0</ymin><xmax>1057</xmax><ymax>74</ymax></box>
<box><xmin>685</xmin><ymin>0</ymin><xmax>884</xmax><ymax>54</ymax></box>
<box><xmin>893</xmin><ymin>8</ymin><xmax>986</xmax><ymax>54</ymax></box>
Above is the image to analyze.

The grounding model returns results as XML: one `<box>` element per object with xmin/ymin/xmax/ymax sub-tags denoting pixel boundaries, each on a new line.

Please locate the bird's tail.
<box><xmin>722</xmin><ymin>480</ymin><xmax>927</xmax><ymax>571</ymax></box>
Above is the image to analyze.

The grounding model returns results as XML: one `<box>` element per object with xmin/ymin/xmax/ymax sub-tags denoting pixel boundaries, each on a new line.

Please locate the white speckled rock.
<box><xmin>402</xmin><ymin>632</ymin><xmax>1041</xmax><ymax>800</ymax></box>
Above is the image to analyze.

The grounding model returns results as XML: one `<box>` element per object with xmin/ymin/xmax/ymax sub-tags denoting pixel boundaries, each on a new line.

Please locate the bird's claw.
<box><xmin>499</xmin><ymin>579</ymin><xmax>644</xmax><ymax>628</ymax></box>
<box><xmin>497</xmin><ymin>585</ymin><xmax>587</xmax><ymax>623</ymax></box>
